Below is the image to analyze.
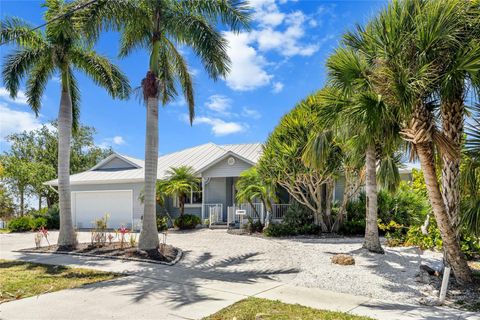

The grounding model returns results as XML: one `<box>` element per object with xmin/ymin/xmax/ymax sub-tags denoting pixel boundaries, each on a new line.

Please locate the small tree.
<box><xmin>162</xmin><ymin>166</ymin><xmax>200</xmax><ymax>216</ymax></box>
<box><xmin>236</xmin><ymin>167</ymin><xmax>276</xmax><ymax>220</ymax></box>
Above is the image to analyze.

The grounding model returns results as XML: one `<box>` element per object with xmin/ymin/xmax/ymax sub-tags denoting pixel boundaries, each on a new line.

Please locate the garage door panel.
<box><xmin>73</xmin><ymin>190</ymin><xmax>133</xmax><ymax>229</ymax></box>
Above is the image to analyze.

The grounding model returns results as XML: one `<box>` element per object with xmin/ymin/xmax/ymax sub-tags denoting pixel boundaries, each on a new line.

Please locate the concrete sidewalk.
<box><xmin>0</xmin><ymin>250</ymin><xmax>477</xmax><ymax>320</ymax></box>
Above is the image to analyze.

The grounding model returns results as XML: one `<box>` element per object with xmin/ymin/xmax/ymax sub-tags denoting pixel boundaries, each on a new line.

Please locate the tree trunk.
<box><xmin>325</xmin><ymin>180</ymin><xmax>333</xmax><ymax>231</ymax></box>
<box><xmin>416</xmin><ymin>142</ymin><xmax>472</xmax><ymax>284</ymax></box>
<box><xmin>138</xmin><ymin>92</ymin><xmax>160</xmax><ymax>250</ymax></box>
<box><xmin>19</xmin><ymin>189</ymin><xmax>24</xmax><ymax>216</ymax></box>
<box><xmin>180</xmin><ymin>194</ymin><xmax>185</xmax><ymax>216</ymax></box>
<box><xmin>363</xmin><ymin>144</ymin><xmax>384</xmax><ymax>253</ymax></box>
<box><xmin>57</xmin><ymin>77</ymin><xmax>76</xmax><ymax>248</ymax></box>
<box><xmin>441</xmin><ymin>99</ymin><xmax>463</xmax><ymax>237</ymax></box>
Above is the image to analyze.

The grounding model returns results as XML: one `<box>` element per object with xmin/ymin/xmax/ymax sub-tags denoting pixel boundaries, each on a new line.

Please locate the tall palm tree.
<box><xmin>312</xmin><ymin>46</ymin><xmax>401</xmax><ymax>253</ymax></box>
<box><xmin>79</xmin><ymin>0</ymin><xmax>251</xmax><ymax>250</ymax></box>
<box><xmin>162</xmin><ymin>166</ymin><xmax>200</xmax><ymax>216</ymax></box>
<box><xmin>1</xmin><ymin>2</ymin><xmax>130</xmax><ymax>248</ymax></box>
<box><xmin>359</xmin><ymin>0</ymin><xmax>473</xmax><ymax>283</ymax></box>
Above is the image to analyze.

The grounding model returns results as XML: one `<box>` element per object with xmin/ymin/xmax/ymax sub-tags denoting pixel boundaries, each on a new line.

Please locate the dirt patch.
<box><xmin>20</xmin><ymin>242</ymin><xmax>180</xmax><ymax>264</ymax></box>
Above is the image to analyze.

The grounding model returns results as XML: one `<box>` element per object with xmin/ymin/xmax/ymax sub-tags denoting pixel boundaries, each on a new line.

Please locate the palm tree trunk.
<box><xmin>363</xmin><ymin>143</ymin><xmax>384</xmax><ymax>253</ymax></box>
<box><xmin>441</xmin><ymin>99</ymin><xmax>463</xmax><ymax>237</ymax></box>
<box><xmin>138</xmin><ymin>91</ymin><xmax>160</xmax><ymax>250</ymax></box>
<box><xmin>57</xmin><ymin>79</ymin><xmax>76</xmax><ymax>248</ymax></box>
<box><xmin>38</xmin><ymin>195</ymin><xmax>42</xmax><ymax>210</ymax></box>
<box><xmin>416</xmin><ymin>141</ymin><xmax>472</xmax><ymax>284</ymax></box>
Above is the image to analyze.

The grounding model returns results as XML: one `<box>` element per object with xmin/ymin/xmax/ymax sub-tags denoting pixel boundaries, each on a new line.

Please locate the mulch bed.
<box><xmin>17</xmin><ymin>242</ymin><xmax>182</xmax><ymax>265</ymax></box>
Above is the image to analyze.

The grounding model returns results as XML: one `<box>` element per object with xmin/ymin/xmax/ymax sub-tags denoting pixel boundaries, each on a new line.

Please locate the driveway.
<box><xmin>0</xmin><ymin>230</ymin><xmax>477</xmax><ymax>320</ymax></box>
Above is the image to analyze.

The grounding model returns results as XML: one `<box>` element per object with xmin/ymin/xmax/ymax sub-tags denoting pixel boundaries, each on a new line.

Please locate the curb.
<box><xmin>14</xmin><ymin>247</ymin><xmax>183</xmax><ymax>266</ymax></box>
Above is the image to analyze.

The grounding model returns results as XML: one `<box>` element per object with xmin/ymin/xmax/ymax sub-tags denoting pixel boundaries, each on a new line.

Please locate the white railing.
<box><xmin>270</xmin><ymin>204</ymin><xmax>290</xmax><ymax>220</ymax></box>
<box><xmin>205</xmin><ymin>203</ymin><xmax>223</xmax><ymax>227</ymax></box>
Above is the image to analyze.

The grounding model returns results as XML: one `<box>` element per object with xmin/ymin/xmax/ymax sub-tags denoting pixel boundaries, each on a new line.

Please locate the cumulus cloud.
<box><xmin>242</xmin><ymin>107</ymin><xmax>261</xmax><ymax>119</ymax></box>
<box><xmin>224</xmin><ymin>32</ymin><xmax>272</xmax><ymax>91</ymax></box>
<box><xmin>0</xmin><ymin>87</ymin><xmax>28</xmax><ymax>105</ymax></box>
<box><xmin>194</xmin><ymin>116</ymin><xmax>245</xmax><ymax>136</ymax></box>
<box><xmin>272</xmin><ymin>82</ymin><xmax>284</xmax><ymax>93</ymax></box>
<box><xmin>99</xmin><ymin>135</ymin><xmax>126</xmax><ymax>149</ymax></box>
<box><xmin>205</xmin><ymin>95</ymin><xmax>232</xmax><ymax>114</ymax></box>
<box><xmin>0</xmin><ymin>102</ymin><xmax>42</xmax><ymax>142</ymax></box>
<box><xmin>223</xmin><ymin>1</ymin><xmax>320</xmax><ymax>91</ymax></box>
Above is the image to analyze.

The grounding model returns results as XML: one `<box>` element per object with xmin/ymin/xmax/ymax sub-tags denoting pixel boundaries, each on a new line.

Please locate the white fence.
<box><xmin>226</xmin><ymin>203</ymin><xmax>290</xmax><ymax>227</ymax></box>
<box><xmin>270</xmin><ymin>204</ymin><xmax>290</xmax><ymax>220</ymax></box>
<box><xmin>205</xmin><ymin>203</ymin><xmax>223</xmax><ymax>226</ymax></box>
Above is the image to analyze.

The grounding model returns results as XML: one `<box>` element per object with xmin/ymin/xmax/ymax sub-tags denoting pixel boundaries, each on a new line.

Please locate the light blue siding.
<box><xmin>96</xmin><ymin>157</ymin><xmax>136</xmax><ymax>170</ymax></box>
<box><xmin>201</xmin><ymin>156</ymin><xmax>252</xmax><ymax>178</ymax></box>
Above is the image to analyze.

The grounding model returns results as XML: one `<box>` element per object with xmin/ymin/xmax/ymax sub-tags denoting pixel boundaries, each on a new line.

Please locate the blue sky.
<box><xmin>0</xmin><ymin>0</ymin><xmax>387</xmax><ymax>159</ymax></box>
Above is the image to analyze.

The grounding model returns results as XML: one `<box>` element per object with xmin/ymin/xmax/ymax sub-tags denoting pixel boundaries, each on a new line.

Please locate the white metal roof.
<box><xmin>45</xmin><ymin>142</ymin><xmax>263</xmax><ymax>185</ymax></box>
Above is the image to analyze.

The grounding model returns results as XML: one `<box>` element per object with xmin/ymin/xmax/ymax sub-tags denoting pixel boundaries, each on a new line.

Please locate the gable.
<box><xmin>94</xmin><ymin>157</ymin><xmax>137</xmax><ymax>171</ymax></box>
<box><xmin>201</xmin><ymin>155</ymin><xmax>253</xmax><ymax>178</ymax></box>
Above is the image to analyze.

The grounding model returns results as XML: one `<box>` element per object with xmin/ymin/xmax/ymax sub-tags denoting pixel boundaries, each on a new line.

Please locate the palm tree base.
<box><xmin>362</xmin><ymin>243</ymin><xmax>385</xmax><ymax>254</ymax></box>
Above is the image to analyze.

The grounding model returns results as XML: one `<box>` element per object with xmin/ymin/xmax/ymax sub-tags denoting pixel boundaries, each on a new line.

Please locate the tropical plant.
<box><xmin>258</xmin><ymin>94</ymin><xmax>342</xmax><ymax>232</ymax></box>
<box><xmin>236</xmin><ymin>167</ymin><xmax>276</xmax><ymax>220</ymax></box>
<box><xmin>161</xmin><ymin>166</ymin><xmax>200</xmax><ymax>217</ymax></box>
<box><xmin>174</xmin><ymin>214</ymin><xmax>201</xmax><ymax>230</ymax></box>
<box><xmin>76</xmin><ymin>0</ymin><xmax>251</xmax><ymax>250</ymax></box>
<box><xmin>1</xmin><ymin>1</ymin><xmax>130</xmax><ymax>248</ymax></box>
<box><xmin>354</xmin><ymin>0</ymin><xmax>475</xmax><ymax>282</ymax></box>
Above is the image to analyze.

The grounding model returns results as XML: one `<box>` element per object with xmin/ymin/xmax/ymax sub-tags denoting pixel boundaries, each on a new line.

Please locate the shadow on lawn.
<box><xmin>80</xmin><ymin>250</ymin><xmax>298</xmax><ymax>308</ymax></box>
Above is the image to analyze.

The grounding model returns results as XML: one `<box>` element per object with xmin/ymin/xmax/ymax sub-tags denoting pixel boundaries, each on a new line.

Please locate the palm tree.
<box><xmin>311</xmin><ymin>45</ymin><xmax>402</xmax><ymax>253</ymax></box>
<box><xmin>1</xmin><ymin>4</ymin><xmax>130</xmax><ymax>248</ymax></box>
<box><xmin>162</xmin><ymin>166</ymin><xmax>200</xmax><ymax>216</ymax></box>
<box><xmin>359</xmin><ymin>0</ymin><xmax>473</xmax><ymax>283</ymax></box>
<box><xmin>236</xmin><ymin>167</ymin><xmax>276</xmax><ymax>221</ymax></box>
<box><xmin>79</xmin><ymin>0</ymin><xmax>251</xmax><ymax>250</ymax></box>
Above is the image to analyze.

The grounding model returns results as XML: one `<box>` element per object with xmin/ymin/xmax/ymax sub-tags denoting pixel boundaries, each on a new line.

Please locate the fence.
<box><xmin>204</xmin><ymin>203</ymin><xmax>223</xmax><ymax>227</ymax></box>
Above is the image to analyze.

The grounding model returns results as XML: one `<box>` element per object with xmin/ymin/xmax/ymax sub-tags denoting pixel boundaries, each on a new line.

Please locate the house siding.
<box><xmin>70</xmin><ymin>182</ymin><xmax>144</xmax><ymax>227</ymax></box>
<box><xmin>201</xmin><ymin>156</ymin><xmax>252</xmax><ymax>178</ymax></box>
<box><xmin>334</xmin><ymin>177</ymin><xmax>345</xmax><ymax>202</ymax></box>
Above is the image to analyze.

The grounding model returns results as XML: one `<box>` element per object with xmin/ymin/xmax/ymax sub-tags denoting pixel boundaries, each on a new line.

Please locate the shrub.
<box><xmin>29</xmin><ymin>205</ymin><xmax>59</xmax><ymax>229</ymax></box>
<box><xmin>8</xmin><ymin>216</ymin><xmax>33</xmax><ymax>232</ymax></box>
<box><xmin>30</xmin><ymin>217</ymin><xmax>48</xmax><ymax>230</ymax></box>
<box><xmin>264</xmin><ymin>222</ymin><xmax>319</xmax><ymax>237</ymax></box>
<box><xmin>282</xmin><ymin>202</ymin><xmax>313</xmax><ymax>229</ymax></box>
<box><xmin>339</xmin><ymin>220</ymin><xmax>365</xmax><ymax>236</ymax></box>
<box><xmin>156</xmin><ymin>216</ymin><xmax>168</xmax><ymax>231</ymax></box>
<box><xmin>244</xmin><ymin>217</ymin><xmax>263</xmax><ymax>234</ymax></box>
<box><xmin>174</xmin><ymin>214</ymin><xmax>201</xmax><ymax>229</ymax></box>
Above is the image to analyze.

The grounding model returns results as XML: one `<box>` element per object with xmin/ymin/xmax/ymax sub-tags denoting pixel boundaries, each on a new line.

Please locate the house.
<box><xmin>46</xmin><ymin>143</ymin><xmax>264</xmax><ymax>229</ymax></box>
<box><xmin>45</xmin><ymin>142</ymin><xmax>415</xmax><ymax>229</ymax></box>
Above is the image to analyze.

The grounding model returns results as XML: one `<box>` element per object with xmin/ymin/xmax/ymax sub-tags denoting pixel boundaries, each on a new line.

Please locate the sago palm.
<box><xmin>163</xmin><ymin>166</ymin><xmax>200</xmax><ymax>216</ymax></box>
<box><xmin>1</xmin><ymin>1</ymin><xmax>130</xmax><ymax>248</ymax></box>
<box><xmin>78</xmin><ymin>0</ymin><xmax>251</xmax><ymax>249</ymax></box>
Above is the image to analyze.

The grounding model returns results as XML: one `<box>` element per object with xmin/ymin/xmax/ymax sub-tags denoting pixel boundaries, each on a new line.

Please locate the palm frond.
<box><xmin>67</xmin><ymin>67</ymin><xmax>81</xmax><ymax>133</ymax></box>
<box><xmin>0</xmin><ymin>17</ymin><xmax>45</xmax><ymax>47</ymax></box>
<box><xmin>71</xmin><ymin>48</ymin><xmax>131</xmax><ymax>99</ymax></box>
<box><xmin>25</xmin><ymin>52</ymin><xmax>55</xmax><ymax>115</ymax></box>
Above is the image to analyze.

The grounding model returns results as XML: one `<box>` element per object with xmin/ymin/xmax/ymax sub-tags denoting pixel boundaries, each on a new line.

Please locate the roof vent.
<box><xmin>227</xmin><ymin>157</ymin><xmax>236</xmax><ymax>166</ymax></box>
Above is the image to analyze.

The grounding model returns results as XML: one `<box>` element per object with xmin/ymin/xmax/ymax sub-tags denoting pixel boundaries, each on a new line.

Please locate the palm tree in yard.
<box><xmin>312</xmin><ymin>45</ymin><xmax>402</xmax><ymax>253</ymax></box>
<box><xmin>236</xmin><ymin>167</ymin><xmax>276</xmax><ymax>220</ymax></box>
<box><xmin>79</xmin><ymin>0</ymin><xmax>251</xmax><ymax>250</ymax></box>
<box><xmin>1</xmin><ymin>2</ymin><xmax>130</xmax><ymax>248</ymax></box>
<box><xmin>162</xmin><ymin>166</ymin><xmax>200</xmax><ymax>217</ymax></box>
<box><xmin>359</xmin><ymin>0</ymin><xmax>474</xmax><ymax>283</ymax></box>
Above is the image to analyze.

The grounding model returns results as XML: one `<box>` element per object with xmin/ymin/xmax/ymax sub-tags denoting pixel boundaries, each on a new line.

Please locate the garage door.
<box><xmin>72</xmin><ymin>190</ymin><xmax>133</xmax><ymax>229</ymax></box>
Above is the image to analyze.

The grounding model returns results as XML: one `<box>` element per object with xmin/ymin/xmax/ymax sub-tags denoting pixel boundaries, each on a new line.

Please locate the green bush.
<box><xmin>156</xmin><ymin>215</ymin><xmax>168</xmax><ymax>231</ymax></box>
<box><xmin>264</xmin><ymin>222</ymin><xmax>320</xmax><ymax>237</ymax></box>
<box><xmin>282</xmin><ymin>202</ymin><xmax>313</xmax><ymax>229</ymax></box>
<box><xmin>8</xmin><ymin>216</ymin><xmax>33</xmax><ymax>232</ymax></box>
<box><xmin>339</xmin><ymin>220</ymin><xmax>365</xmax><ymax>235</ymax></box>
<box><xmin>174</xmin><ymin>214</ymin><xmax>201</xmax><ymax>229</ymax></box>
<box><xmin>30</xmin><ymin>217</ymin><xmax>48</xmax><ymax>230</ymax></box>
<box><xmin>244</xmin><ymin>217</ymin><xmax>263</xmax><ymax>233</ymax></box>
<box><xmin>29</xmin><ymin>205</ymin><xmax>59</xmax><ymax>229</ymax></box>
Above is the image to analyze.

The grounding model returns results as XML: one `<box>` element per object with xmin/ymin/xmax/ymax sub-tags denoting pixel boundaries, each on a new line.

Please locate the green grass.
<box><xmin>0</xmin><ymin>259</ymin><xmax>120</xmax><ymax>302</ymax></box>
<box><xmin>0</xmin><ymin>229</ymin><xmax>10</xmax><ymax>234</ymax></box>
<box><xmin>204</xmin><ymin>297</ymin><xmax>374</xmax><ymax>320</ymax></box>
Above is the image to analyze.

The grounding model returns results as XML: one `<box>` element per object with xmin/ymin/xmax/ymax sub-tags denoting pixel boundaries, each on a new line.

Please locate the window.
<box><xmin>184</xmin><ymin>182</ymin><xmax>202</xmax><ymax>206</ymax></box>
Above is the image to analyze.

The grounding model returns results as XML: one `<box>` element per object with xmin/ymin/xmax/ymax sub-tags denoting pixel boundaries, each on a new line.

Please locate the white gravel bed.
<box><xmin>166</xmin><ymin>229</ymin><xmax>442</xmax><ymax>304</ymax></box>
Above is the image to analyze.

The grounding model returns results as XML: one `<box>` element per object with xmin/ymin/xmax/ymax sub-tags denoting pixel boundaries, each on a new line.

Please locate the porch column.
<box><xmin>201</xmin><ymin>176</ymin><xmax>205</xmax><ymax>221</ymax></box>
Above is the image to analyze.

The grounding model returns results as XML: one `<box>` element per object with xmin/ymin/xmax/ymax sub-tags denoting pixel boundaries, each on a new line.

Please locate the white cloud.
<box><xmin>224</xmin><ymin>32</ymin><xmax>273</xmax><ymax>91</ymax></box>
<box><xmin>242</xmin><ymin>107</ymin><xmax>261</xmax><ymax>119</ymax></box>
<box><xmin>0</xmin><ymin>102</ymin><xmax>42</xmax><ymax>142</ymax></box>
<box><xmin>99</xmin><ymin>135</ymin><xmax>126</xmax><ymax>149</ymax></box>
<box><xmin>0</xmin><ymin>87</ymin><xmax>28</xmax><ymax>105</ymax></box>
<box><xmin>272</xmin><ymin>82</ymin><xmax>284</xmax><ymax>93</ymax></box>
<box><xmin>205</xmin><ymin>95</ymin><xmax>232</xmax><ymax>113</ymax></box>
<box><xmin>194</xmin><ymin>116</ymin><xmax>245</xmax><ymax>136</ymax></box>
<box><xmin>112</xmin><ymin>136</ymin><xmax>125</xmax><ymax>145</ymax></box>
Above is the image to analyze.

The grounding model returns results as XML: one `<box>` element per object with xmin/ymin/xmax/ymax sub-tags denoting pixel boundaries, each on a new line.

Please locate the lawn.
<box><xmin>0</xmin><ymin>229</ymin><xmax>10</xmax><ymax>234</ymax></box>
<box><xmin>204</xmin><ymin>297</ymin><xmax>373</xmax><ymax>320</ymax></box>
<box><xmin>0</xmin><ymin>259</ymin><xmax>120</xmax><ymax>303</ymax></box>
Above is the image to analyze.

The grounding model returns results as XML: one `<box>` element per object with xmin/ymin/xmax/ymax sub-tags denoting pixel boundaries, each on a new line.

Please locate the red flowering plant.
<box><xmin>39</xmin><ymin>226</ymin><xmax>50</xmax><ymax>245</ymax></box>
<box><xmin>118</xmin><ymin>226</ymin><xmax>129</xmax><ymax>249</ymax></box>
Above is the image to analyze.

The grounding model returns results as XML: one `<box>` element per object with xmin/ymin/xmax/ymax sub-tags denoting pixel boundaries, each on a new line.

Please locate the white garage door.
<box><xmin>72</xmin><ymin>190</ymin><xmax>133</xmax><ymax>229</ymax></box>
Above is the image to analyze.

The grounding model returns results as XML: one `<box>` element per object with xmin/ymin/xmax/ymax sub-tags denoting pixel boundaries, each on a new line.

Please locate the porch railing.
<box><xmin>205</xmin><ymin>203</ymin><xmax>223</xmax><ymax>227</ymax></box>
<box><xmin>226</xmin><ymin>203</ymin><xmax>290</xmax><ymax>227</ymax></box>
<box><xmin>270</xmin><ymin>204</ymin><xmax>290</xmax><ymax>220</ymax></box>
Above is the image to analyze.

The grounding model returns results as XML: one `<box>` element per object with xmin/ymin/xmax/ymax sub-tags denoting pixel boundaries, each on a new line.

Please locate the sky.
<box><xmin>0</xmin><ymin>0</ymin><xmax>388</xmax><ymax>159</ymax></box>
